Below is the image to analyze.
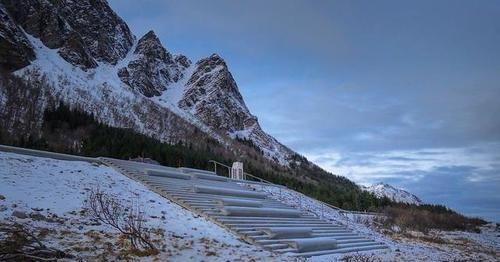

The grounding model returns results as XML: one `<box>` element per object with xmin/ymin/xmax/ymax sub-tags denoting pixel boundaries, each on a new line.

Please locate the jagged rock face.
<box><xmin>1</xmin><ymin>0</ymin><xmax>133</xmax><ymax>69</ymax></box>
<box><xmin>1</xmin><ymin>0</ymin><xmax>97</xmax><ymax>69</ymax></box>
<box><xmin>179</xmin><ymin>54</ymin><xmax>257</xmax><ymax>132</ymax></box>
<box><xmin>175</xmin><ymin>55</ymin><xmax>190</xmax><ymax>68</ymax></box>
<box><xmin>119</xmin><ymin>31</ymin><xmax>190</xmax><ymax>97</ymax></box>
<box><xmin>1</xmin><ymin>0</ymin><xmax>66</xmax><ymax>48</ymax></box>
<box><xmin>0</xmin><ymin>4</ymin><xmax>35</xmax><ymax>71</ymax></box>
<box><xmin>56</xmin><ymin>0</ymin><xmax>134</xmax><ymax>65</ymax></box>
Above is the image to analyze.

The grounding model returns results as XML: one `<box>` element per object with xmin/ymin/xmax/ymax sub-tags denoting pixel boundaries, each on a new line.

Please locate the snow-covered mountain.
<box><xmin>0</xmin><ymin>0</ymin><xmax>295</xmax><ymax>166</ymax></box>
<box><xmin>363</xmin><ymin>183</ymin><xmax>422</xmax><ymax>205</ymax></box>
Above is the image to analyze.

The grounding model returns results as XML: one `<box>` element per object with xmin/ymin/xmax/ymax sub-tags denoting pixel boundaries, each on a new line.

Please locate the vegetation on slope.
<box><xmin>379</xmin><ymin>204</ymin><xmax>486</xmax><ymax>233</ymax></box>
<box><xmin>0</xmin><ymin>71</ymin><xmax>489</xmax><ymax>227</ymax></box>
<box><xmin>0</xmin><ymin>100</ymin><xmax>385</xmax><ymax>211</ymax></box>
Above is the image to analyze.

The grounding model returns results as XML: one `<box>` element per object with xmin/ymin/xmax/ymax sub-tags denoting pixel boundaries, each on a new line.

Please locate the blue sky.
<box><xmin>108</xmin><ymin>0</ymin><xmax>500</xmax><ymax>222</ymax></box>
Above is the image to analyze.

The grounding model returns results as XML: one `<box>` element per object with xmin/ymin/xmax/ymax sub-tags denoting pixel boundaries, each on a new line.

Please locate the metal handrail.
<box><xmin>208</xmin><ymin>160</ymin><xmax>280</xmax><ymax>186</ymax></box>
<box><xmin>208</xmin><ymin>159</ymin><xmax>381</xmax><ymax>218</ymax></box>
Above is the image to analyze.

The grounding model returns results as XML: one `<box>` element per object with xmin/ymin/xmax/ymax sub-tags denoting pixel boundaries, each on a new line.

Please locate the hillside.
<box><xmin>0</xmin><ymin>0</ymin><xmax>293</xmax><ymax>166</ymax></box>
<box><xmin>0</xmin><ymin>0</ymin><xmax>383</xmax><ymax>211</ymax></box>
<box><xmin>1</xmin><ymin>151</ymin><xmax>497</xmax><ymax>261</ymax></box>
<box><xmin>0</xmin><ymin>151</ymin><xmax>283</xmax><ymax>261</ymax></box>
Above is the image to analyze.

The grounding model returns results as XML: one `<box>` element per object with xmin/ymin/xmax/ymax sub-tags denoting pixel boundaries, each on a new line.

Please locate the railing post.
<box><xmin>279</xmin><ymin>187</ymin><xmax>282</xmax><ymax>201</ymax></box>
<box><xmin>321</xmin><ymin>203</ymin><xmax>324</xmax><ymax>219</ymax></box>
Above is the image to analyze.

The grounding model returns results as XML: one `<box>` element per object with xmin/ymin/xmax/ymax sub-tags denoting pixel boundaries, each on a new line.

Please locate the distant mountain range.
<box><xmin>363</xmin><ymin>183</ymin><xmax>422</xmax><ymax>205</ymax></box>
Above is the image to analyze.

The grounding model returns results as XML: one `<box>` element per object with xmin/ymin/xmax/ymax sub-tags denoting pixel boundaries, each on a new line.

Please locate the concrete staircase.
<box><xmin>99</xmin><ymin>157</ymin><xmax>388</xmax><ymax>257</ymax></box>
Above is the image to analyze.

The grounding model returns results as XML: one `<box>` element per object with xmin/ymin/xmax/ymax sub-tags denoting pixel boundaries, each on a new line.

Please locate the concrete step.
<box><xmin>231</xmin><ymin>224</ymin><xmax>344</xmax><ymax>230</ymax></box>
<box><xmin>223</xmin><ymin>220</ymin><xmax>336</xmax><ymax>226</ymax></box>
<box><xmin>249</xmin><ymin>232</ymin><xmax>358</xmax><ymax>241</ymax></box>
<box><xmin>255</xmin><ymin>236</ymin><xmax>368</xmax><ymax>245</ymax></box>
<box><xmin>261</xmin><ymin>243</ymin><xmax>290</xmax><ymax>250</ymax></box>
<box><xmin>215</xmin><ymin>216</ymin><xmax>325</xmax><ymax>222</ymax></box>
<box><xmin>286</xmin><ymin>244</ymin><xmax>388</xmax><ymax>256</ymax></box>
<box><xmin>100</xmin><ymin>158</ymin><xmax>388</xmax><ymax>257</ymax></box>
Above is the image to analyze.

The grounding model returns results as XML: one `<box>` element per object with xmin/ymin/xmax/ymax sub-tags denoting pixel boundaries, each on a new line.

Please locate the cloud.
<box><xmin>304</xmin><ymin>143</ymin><xmax>500</xmax><ymax>221</ymax></box>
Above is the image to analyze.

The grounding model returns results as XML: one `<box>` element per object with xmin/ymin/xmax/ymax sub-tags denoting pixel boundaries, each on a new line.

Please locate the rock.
<box><xmin>179</xmin><ymin>54</ymin><xmax>258</xmax><ymax>133</ymax></box>
<box><xmin>1</xmin><ymin>0</ymin><xmax>133</xmax><ymax>69</ymax></box>
<box><xmin>31</xmin><ymin>207</ymin><xmax>44</xmax><ymax>211</ymax></box>
<box><xmin>58</xmin><ymin>31</ymin><xmax>97</xmax><ymax>69</ymax></box>
<box><xmin>0</xmin><ymin>194</ymin><xmax>5</xmax><ymax>200</ymax></box>
<box><xmin>12</xmin><ymin>210</ymin><xmax>28</xmax><ymax>219</ymax></box>
<box><xmin>119</xmin><ymin>30</ymin><xmax>190</xmax><ymax>97</ymax></box>
<box><xmin>0</xmin><ymin>205</ymin><xmax>7</xmax><ymax>212</ymax></box>
<box><xmin>30</xmin><ymin>212</ymin><xmax>47</xmax><ymax>221</ymax></box>
<box><xmin>0</xmin><ymin>5</ymin><xmax>34</xmax><ymax>71</ymax></box>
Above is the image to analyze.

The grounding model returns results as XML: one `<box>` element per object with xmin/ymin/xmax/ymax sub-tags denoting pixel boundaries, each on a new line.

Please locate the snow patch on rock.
<box><xmin>363</xmin><ymin>182</ymin><xmax>422</xmax><ymax>205</ymax></box>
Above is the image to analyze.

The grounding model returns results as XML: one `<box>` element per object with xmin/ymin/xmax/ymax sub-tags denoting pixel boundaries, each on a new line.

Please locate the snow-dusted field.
<box><xmin>248</xmin><ymin>184</ymin><xmax>499</xmax><ymax>261</ymax></box>
<box><xmin>0</xmin><ymin>152</ymin><xmax>286</xmax><ymax>261</ymax></box>
<box><xmin>1</xmin><ymin>151</ymin><xmax>498</xmax><ymax>261</ymax></box>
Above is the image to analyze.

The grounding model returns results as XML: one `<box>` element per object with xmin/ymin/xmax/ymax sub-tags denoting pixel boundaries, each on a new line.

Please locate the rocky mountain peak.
<box><xmin>363</xmin><ymin>182</ymin><xmax>422</xmax><ymax>205</ymax></box>
<box><xmin>179</xmin><ymin>54</ymin><xmax>256</xmax><ymax>133</ymax></box>
<box><xmin>0</xmin><ymin>0</ymin><xmax>296</xmax><ymax>167</ymax></box>
<box><xmin>186</xmin><ymin>54</ymin><xmax>239</xmax><ymax>98</ymax></box>
<box><xmin>134</xmin><ymin>30</ymin><xmax>172</xmax><ymax>62</ymax></box>
<box><xmin>118</xmin><ymin>30</ymin><xmax>189</xmax><ymax>97</ymax></box>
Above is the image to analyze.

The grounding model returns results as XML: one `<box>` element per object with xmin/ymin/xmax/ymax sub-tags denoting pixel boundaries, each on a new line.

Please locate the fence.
<box><xmin>208</xmin><ymin>159</ymin><xmax>380</xmax><ymax>219</ymax></box>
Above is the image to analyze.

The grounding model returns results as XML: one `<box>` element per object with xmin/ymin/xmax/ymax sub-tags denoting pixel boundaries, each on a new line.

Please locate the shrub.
<box><xmin>85</xmin><ymin>187</ymin><xmax>157</xmax><ymax>251</ymax></box>
<box><xmin>0</xmin><ymin>222</ymin><xmax>71</xmax><ymax>261</ymax></box>
<box><xmin>379</xmin><ymin>205</ymin><xmax>486</xmax><ymax>233</ymax></box>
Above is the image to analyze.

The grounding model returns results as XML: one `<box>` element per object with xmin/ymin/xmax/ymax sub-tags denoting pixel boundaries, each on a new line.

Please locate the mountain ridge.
<box><xmin>0</xmin><ymin>0</ymin><xmax>413</xmax><ymax>212</ymax></box>
<box><xmin>363</xmin><ymin>182</ymin><xmax>422</xmax><ymax>205</ymax></box>
<box><xmin>0</xmin><ymin>0</ymin><xmax>298</xmax><ymax>167</ymax></box>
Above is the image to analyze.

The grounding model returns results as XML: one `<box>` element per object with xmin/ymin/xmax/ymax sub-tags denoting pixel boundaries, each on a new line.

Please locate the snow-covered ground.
<box><xmin>247</xmin><ymin>184</ymin><xmax>499</xmax><ymax>261</ymax></box>
<box><xmin>1</xmin><ymin>151</ymin><xmax>498</xmax><ymax>261</ymax></box>
<box><xmin>0</xmin><ymin>151</ymin><xmax>286</xmax><ymax>261</ymax></box>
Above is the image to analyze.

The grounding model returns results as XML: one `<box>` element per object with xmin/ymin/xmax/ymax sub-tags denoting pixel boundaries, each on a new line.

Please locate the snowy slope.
<box><xmin>1</xmin><ymin>151</ymin><xmax>497</xmax><ymax>261</ymax></box>
<box><xmin>363</xmin><ymin>182</ymin><xmax>422</xmax><ymax>205</ymax></box>
<box><xmin>0</xmin><ymin>151</ymin><xmax>285</xmax><ymax>261</ymax></box>
<box><xmin>247</xmin><ymin>184</ymin><xmax>499</xmax><ymax>261</ymax></box>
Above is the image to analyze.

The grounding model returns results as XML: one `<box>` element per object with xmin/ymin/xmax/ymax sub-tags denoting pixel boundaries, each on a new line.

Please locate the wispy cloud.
<box><xmin>304</xmin><ymin>143</ymin><xmax>500</xmax><ymax>221</ymax></box>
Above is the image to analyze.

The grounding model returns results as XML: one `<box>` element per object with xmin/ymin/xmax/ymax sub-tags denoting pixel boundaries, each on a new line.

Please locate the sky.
<box><xmin>108</xmin><ymin>0</ymin><xmax>500</xmax><ymax>222</ymax></box>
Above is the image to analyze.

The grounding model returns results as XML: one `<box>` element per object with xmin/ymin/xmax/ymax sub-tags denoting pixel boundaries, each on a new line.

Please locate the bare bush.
<box><xmin>0</xmin><ymin>222</ymin><xmax>70</xmax><ymax>261</ymax></box>
<box><xmin>85</xmin><ymin>187</ymin><xmax>157</xmax><ymax>251</ymax></box>
<box><xmin>378</xmin><ymin>206</ymin><xmax>486</xmax><ymax>233</ymax></box>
